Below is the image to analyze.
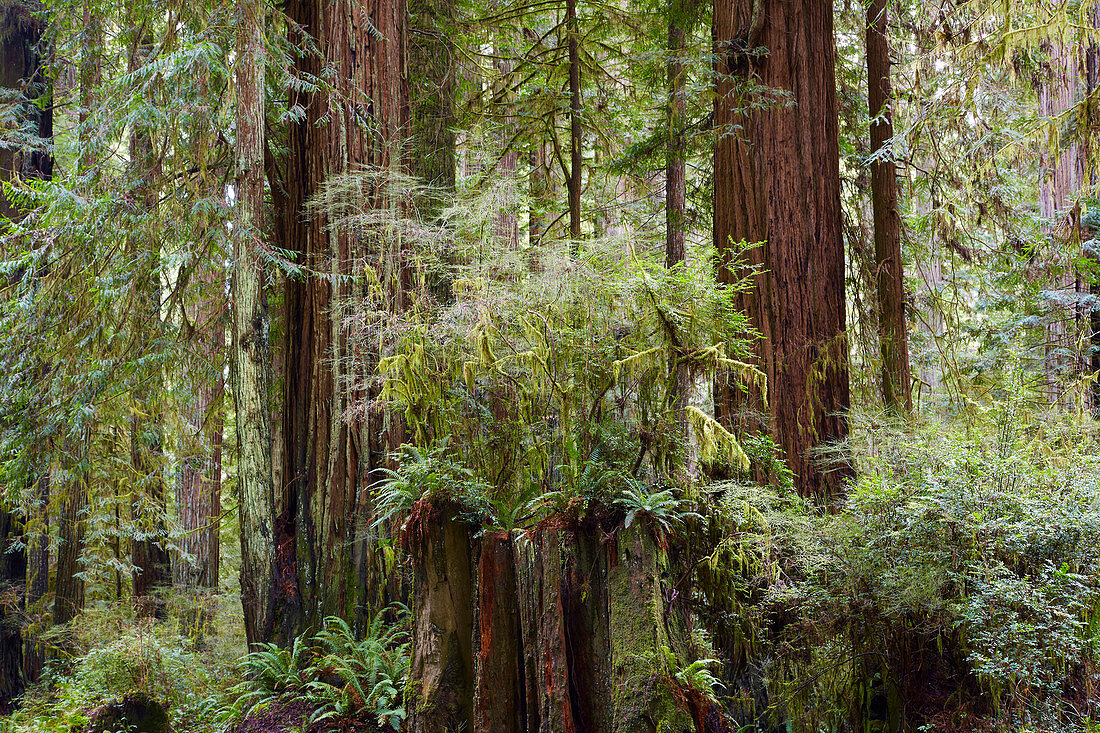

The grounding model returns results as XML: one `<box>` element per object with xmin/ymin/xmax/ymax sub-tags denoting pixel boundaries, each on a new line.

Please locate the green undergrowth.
<box><xmin>696</xmin><ymin>407</ymin><xmax>1100</xmax><ymax>732</ymax></box>
<box><xmin>4</xmin><ymin>598</ymin><xmax>243</xmax><ymax>733</ymax></box>
<box><xmin>223</xmin><ymin>608</ymin><xmax>411</xmax><ymax>732</ymax></box>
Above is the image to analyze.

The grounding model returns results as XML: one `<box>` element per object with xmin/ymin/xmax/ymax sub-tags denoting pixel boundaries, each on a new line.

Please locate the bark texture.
<box><xmin>54</xmin><ymin>464</ymin><xmax>86</xmax><ymax>626</ymax></box>
<box><xmin>232</xmin><ymin>0</ymin><xmax>277</xmax><ymax>648</ymax></box>
<box><xmin>405</xmin><ymin>512</ymin><xmax>725</xmax><ymax>731</ymax></box>
<box><xmin>1037</xmin><ymin>40</ymin><xmax>1084</xmax><ymax>407</ymax></box>
<box><xmin>473</xmin><ymin>532</ymin><xmax>524</xmax><ymax>732</ymax></box>
<box><xmin>866</xmin><ymin>0</ymin><xmax>911</xmax><ymax>414</ymax></box>
<box><xmin>712</xmin><ymin>0</ymin><xmax>851</xmax><ymax>502</ymax></box>
<box><xmin>279</xmin><ymin>0</ymin><xmax>409</xmax><ymax>641</ymax></box>
<box><xmin>0</xmin><ymin>508</ymin><xmax>25</xmax><ymax>713</ymax></box>
<box><xmin>406</xmin><ymin>505</ymin><xmax>474</xmax><ymax>733</ymax></box>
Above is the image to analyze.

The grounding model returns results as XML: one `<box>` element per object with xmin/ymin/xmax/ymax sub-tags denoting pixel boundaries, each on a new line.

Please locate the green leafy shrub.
<box><xmin>6</xmin><ymin>613</ymin><xmax>229</xmax><ymax>733</ymax></box>
<box><xmin>695</xmin><ymin>408</ymin><xmax>1100</xmax><ymax>733</ymax></box>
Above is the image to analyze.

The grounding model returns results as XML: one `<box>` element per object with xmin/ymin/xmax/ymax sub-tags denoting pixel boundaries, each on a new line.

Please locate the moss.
<box><xmin>85</xmin><ymin>692</ymin><xmax>168</xmax><ymax>733</ymax></box>
<box><xmin>608</xmin><ymin>523</ymin><xmax>694</xmax><ymax>733</ymax></box>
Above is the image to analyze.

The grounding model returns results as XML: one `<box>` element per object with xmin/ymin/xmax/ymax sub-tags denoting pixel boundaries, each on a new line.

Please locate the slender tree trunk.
<box><xmin>712</xmin><ymin>0</ymin><xmax>851</xmax><ymax>502</ymax></box>
<box><xmin>127</xmin><ymin>30</ymin><xmax>170</xmax><ymax>615</ymax></box>
<box><xmin>666</xmin><ymin>4</ymin><xmax>686</xmax><ymax>270</ymax></box>
<box><xmin>280</xmin><ymin>0</ymin><xmax>409</xmax><ymax>641</ymax></box>
<box><xmin>54</xmin><ymin>460</ymin><xmax>87</xmax><ymax>627</ymax></box>
<box><xmin>52</xmin><ymin>4</ymin><xmax>97</xmax><ymax>633</ymax></box>
<box><xmin>0</xmin><ymin>507</ymin><xmax>26</xmax><ymax>713</ymax></box>
<box><xmin>23</xmin><ymin>471</ymin><xmax>48</xmax><ymax>683</ymax></box>
<box><xmin>566</xmin><ymin>0</ymin><xmax>583</xmax><ymax>243</ymax></box>
<box><xmin>232</xmin><ymin>0</ymin><xmax>277</xmax><ymax>648</ymax></box>
<box><xmin>496</xmin><ymin>50</ymin><xmax>521</xmax><ymax>250</ymax></box>
<box><xmin>666</xmin><ymin>0</ymin><xmax>696</xmax><ymax>478</ymax></box>
<box><xmin>1086</xmin><ymin>5</ymin><xmax>1100</xmax><ymax>416</ymax></box>
<box><xmin>1037</xmin><ymin>38</ymin><xmax>1084</xmax><ymax>408</ymax></box>
<box><xmin>866</xmin><ymin>0</ymin><xmax>911</xmax><ymax>414</ymax></box>
<box><xmin>409</xmin><ymin>0</ymin><xmax>456</xmax><ymax>200</ymax></box>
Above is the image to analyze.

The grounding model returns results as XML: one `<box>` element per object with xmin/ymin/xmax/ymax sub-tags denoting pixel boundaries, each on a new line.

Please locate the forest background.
<box><xmin>0</xmin><ymin>0</ymin><xmax>1098</xmax><ymax>731</ymax></box>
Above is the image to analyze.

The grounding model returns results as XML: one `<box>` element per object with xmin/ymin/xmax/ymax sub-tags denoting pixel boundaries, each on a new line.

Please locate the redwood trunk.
<box><xmin>407</xmin><ymin>507</ymin><xmax>474</xmax><ymax>733</ymax></box>
<box><xmin>473</xmin><ymin>532</ymin><xmax>524</xmax><ymax>732</ymax></box>
<box><xmin>280</xmin><ymin>0</ymin><xmax>409</xmax><ymax>639</ymax></box>
<box><xmin>54</xmin><ymin>465</ymin><xmax>87</xmax><ymax>626</ymax></box>
<box><xmin>713</xmin><ymin>0</ymin><xmax>851</xmax><ymax>501</ymax></box>
<box><xmin>1037</xmin><ymin>41</ymin><xmax>1084</xmax><ymax>407</ymax></box>
<box><xmin>232</xmin><ymin>0</ymin><xmax>277</xmax><ymax>648</ymax></box>
<box><xmin>866</xmin><ymin>0</ymin><xmax>911</xmax><ymax>414</ymax></box>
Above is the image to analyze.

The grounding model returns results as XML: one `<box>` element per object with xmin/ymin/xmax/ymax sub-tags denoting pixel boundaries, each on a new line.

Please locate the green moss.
<box><xmin>608</xmin><ymin>524</ymin><xmax>694</xmax><ymax>733</ymax></box>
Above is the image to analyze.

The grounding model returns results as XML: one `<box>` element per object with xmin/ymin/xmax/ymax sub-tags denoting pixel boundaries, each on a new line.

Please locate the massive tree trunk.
<box><xmin>405</xmin><ymin>510</ymin><xmax>721</xmax><ymax>731</ymax></box>
<box><xmin>712</xmin><ymin>0</ymin><xmax>851</xmax><ymax>502</ymax></box>
<box><xmin>232</xmin><ymin>0</ymin><xmax>277</xmax><ymax>649</ymax></box>
<box><xmin>280</xmin><ymin>0</ymin><xmax>409</xmax><ymax>641</ymax></box>
<box><xmin>866</xmin><ymin>0</ymin><xmax>911</xmax><ymax>414</ymax></box>
<box><xmin>406</xmin><ymin>503</ymin><xmax>474</xmax><ymax>733</ymax></box>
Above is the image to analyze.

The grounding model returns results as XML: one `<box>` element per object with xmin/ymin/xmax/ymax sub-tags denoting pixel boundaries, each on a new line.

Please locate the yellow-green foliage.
<box><xmin>371</xmin><ymin>237</ymin><xmax>757</xmax><ymax>520</ymax></box>
<box><xmin>6</xmin><ymin>603</ymin><xmax>239</xmax><ymax>733</ymax></box>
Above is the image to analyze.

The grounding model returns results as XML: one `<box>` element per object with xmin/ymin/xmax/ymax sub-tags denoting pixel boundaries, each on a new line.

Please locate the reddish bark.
<box><xmin>280</xmin><ymin>0</ymin><xmax>410</xmax><ymax>639</ymax></box>
<box><xmin>473</xmin><ymin>531</ymin><xmax>524</xmax><ymax>732</ymax></box>
<box><xmin>867</xmin><ymin>0</ymin><xmax>912</xmax><ymax>413</ymax></box>
<box><xmin>712</xmin><ymin>0</ymin><xmax>851</xmax><ymax>501</ymax></box>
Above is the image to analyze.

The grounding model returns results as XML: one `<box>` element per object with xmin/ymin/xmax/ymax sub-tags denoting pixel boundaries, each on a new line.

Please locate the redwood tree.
<box><xmin>279</xmin><ymin>0</ymin><xmax>410</xmax><ymax>640</ymax></box>
<box><xmin>867</xmin><ymin>0</ymin><xmax>912</xmax><ymax>413</ymax></box>
<box><xmin>713</xmin><ymin>0</ymin><xmax>851</xmax><ymax>501</ymax></box>
<box><xmin>232</xmin><ymin>0</ymin><xmax>277</xmax><ymax>648</ymax></box>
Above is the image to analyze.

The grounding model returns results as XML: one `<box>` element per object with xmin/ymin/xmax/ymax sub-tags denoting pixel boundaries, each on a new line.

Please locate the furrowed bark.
<box><xmin>54</xmin><ymin>461</ymin><xmax>87</xmax><ymax>627</ymax></box>
<box><xmin>232</xmin><ymin>0</ymin><xmax>277</xmax><ymax>648</ymax></box>
<box><xmin>712</xmin><ymin>0</ymin><xmax>851</xmax><ymax>502</ymax></box>
<box><xmin>866</xmin><ymin>0</ymin><xmax>911</xmax><ymax>414</ymax></box>
<box><xmin>280</xmin><ymin>0</ymin><xmax>410</xmax><ymax>640</ymax></box>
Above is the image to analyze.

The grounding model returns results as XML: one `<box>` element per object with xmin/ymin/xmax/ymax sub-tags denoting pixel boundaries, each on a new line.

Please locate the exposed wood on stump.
<box><xmin>473</xmin><ymin>531</ymin><xmax>525</xmax><ymax>732</ymax></box>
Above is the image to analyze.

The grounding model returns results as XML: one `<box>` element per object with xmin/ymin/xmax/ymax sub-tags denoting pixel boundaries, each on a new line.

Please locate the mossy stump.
<box><xmin>86</xmin><ymin>692</ymin><xmax>168</xmax><ymax>733</ymax></box>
